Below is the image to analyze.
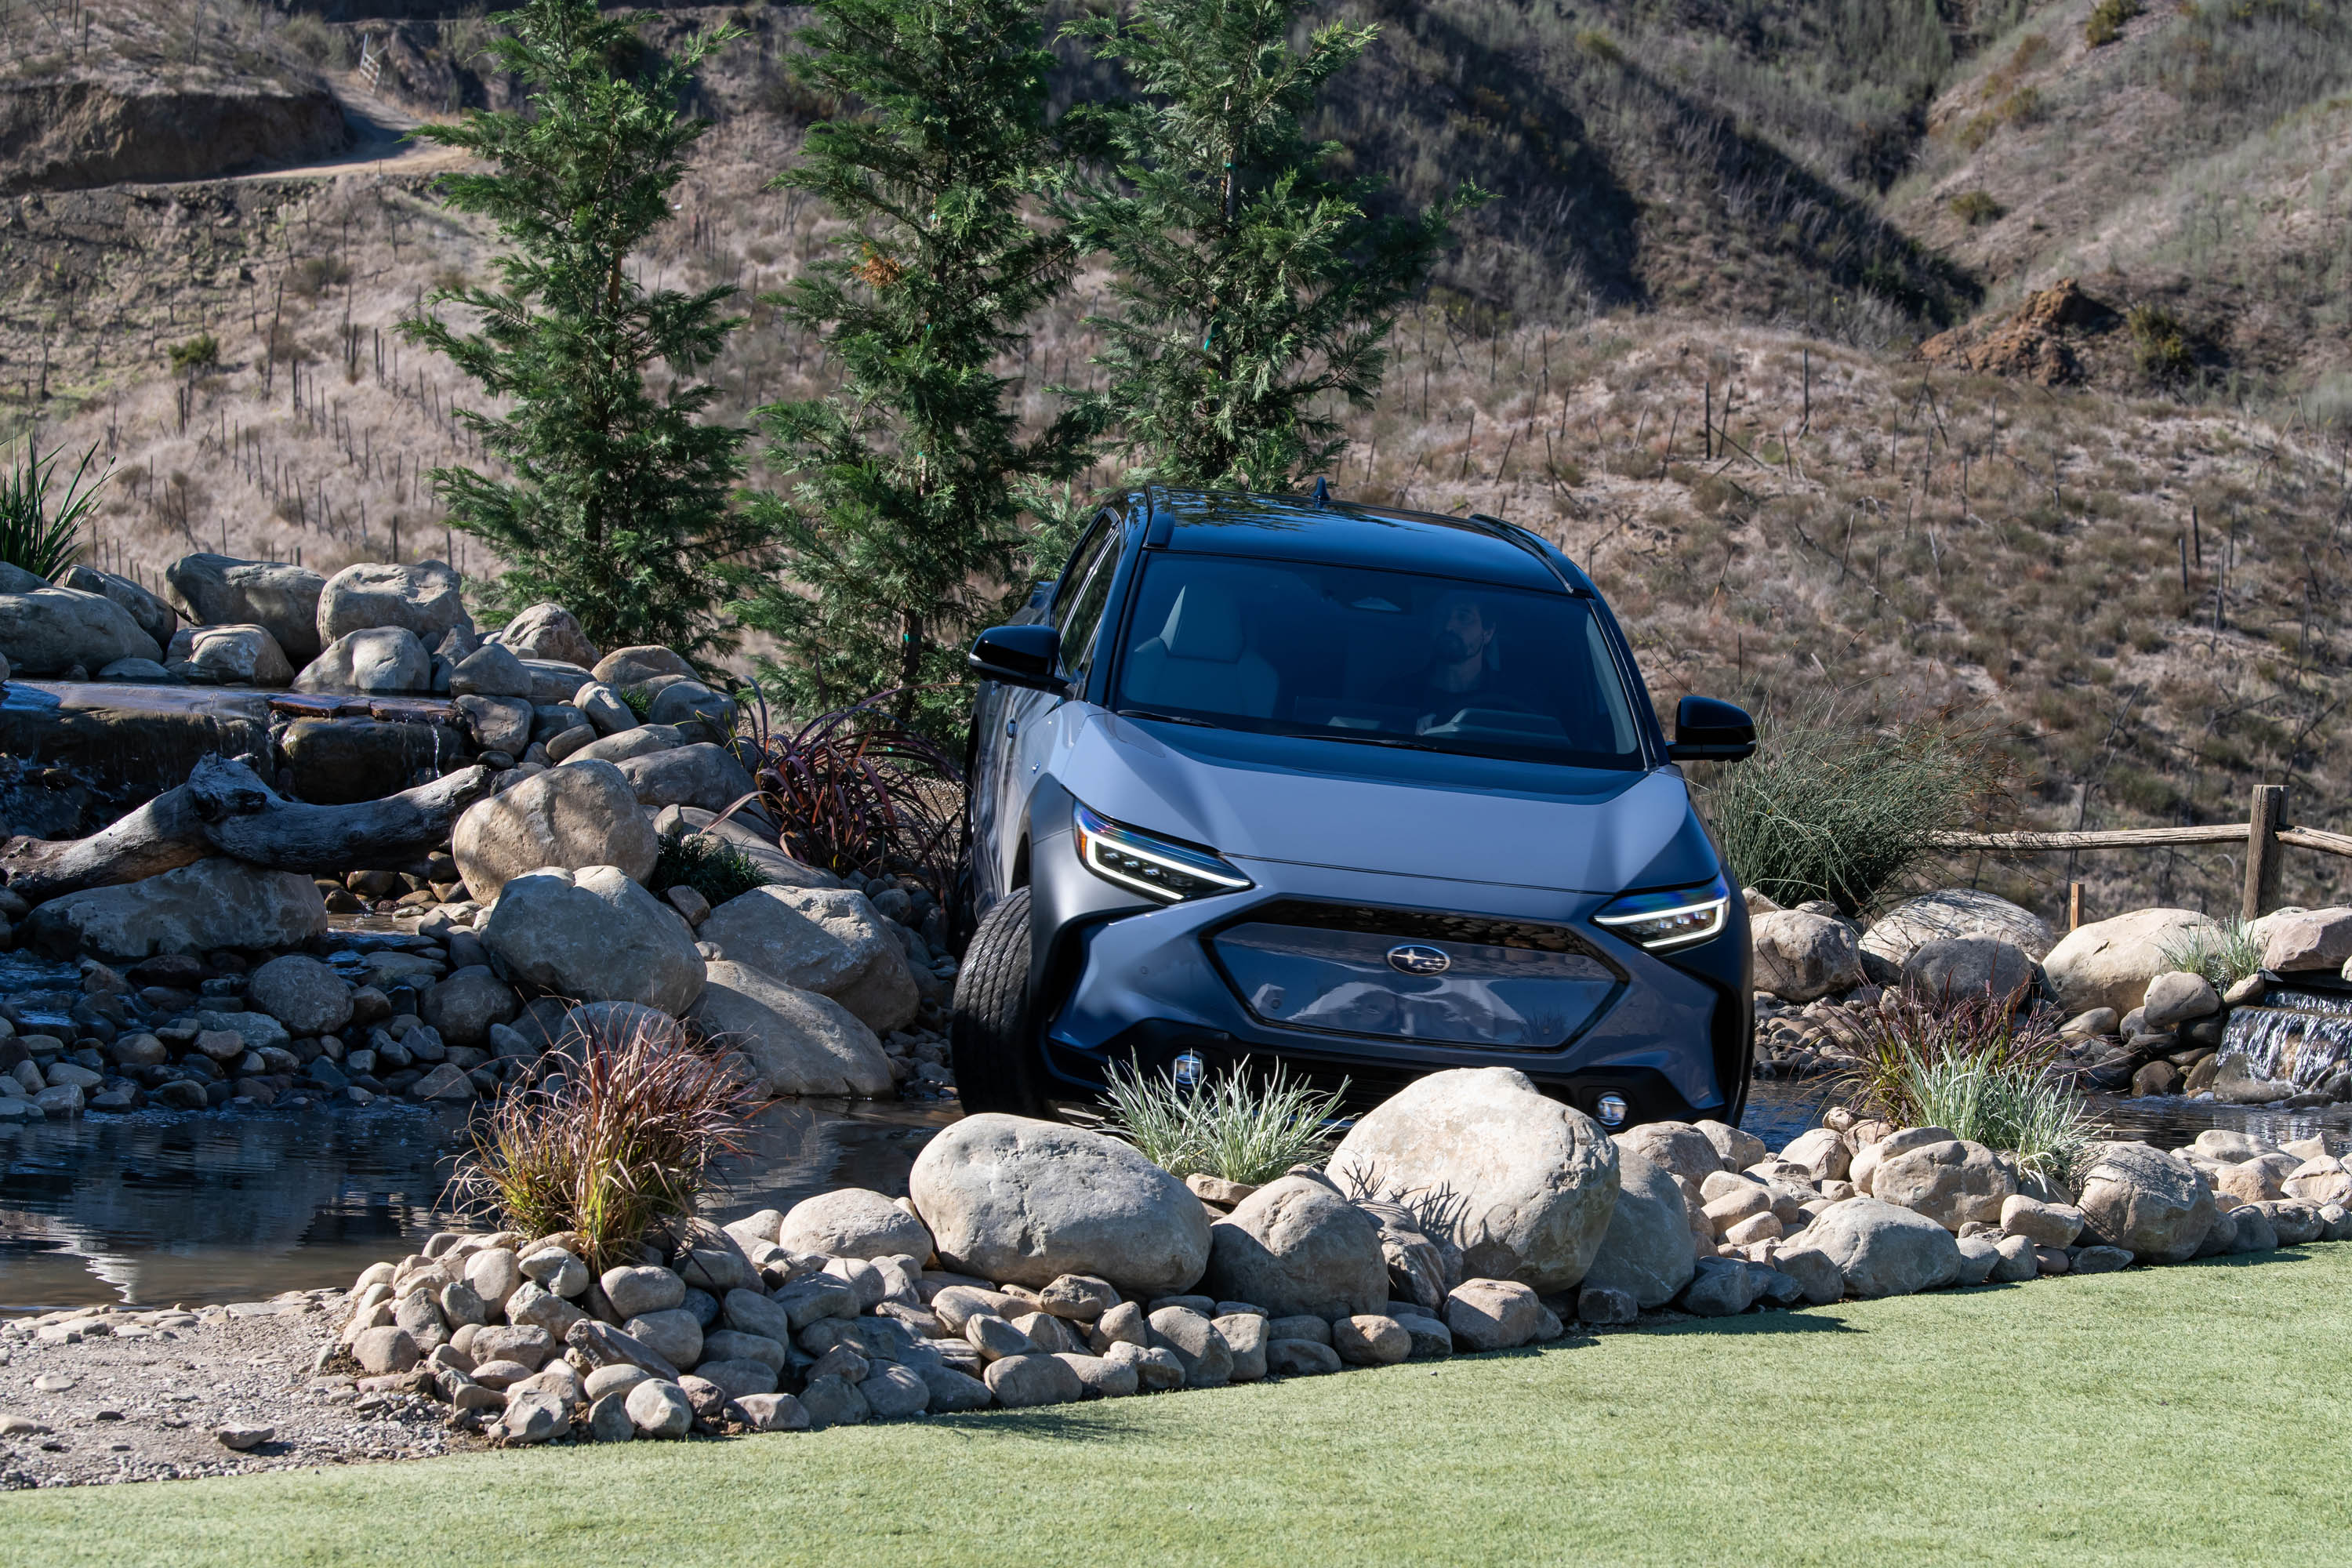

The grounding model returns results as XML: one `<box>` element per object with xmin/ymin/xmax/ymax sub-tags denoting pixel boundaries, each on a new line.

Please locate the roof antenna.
<box><xmin>1311</xmin><ymin>475</ymin><xmax>1332</xmax><ymax>506</ymax></box>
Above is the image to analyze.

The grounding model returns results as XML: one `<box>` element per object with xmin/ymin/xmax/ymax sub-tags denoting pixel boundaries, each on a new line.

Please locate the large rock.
<box><xmin>293</xmin><ymin>626</ymin><xmax>434</xmax><ymax>694</ymax></box>
<box><xmin>646</xmin><ymin>681</ymin><xmax>739</xmax><ymax>739</ymax></box>
<box><xmin>422</xmin><ymin>966</ymin><xmax>521</xmax><ymax>1048</ymax></box>
<box><xmin>2074</xmin><ymin>1142</ymin><xmax>2217</xmax><ymax>1264</ymax></box>
<box><xmin>1869</xmin><ymin>1138</ymin><xmax>2016</xmax><ymax>1232</ymax></box>
<box><xmin>1798</xmin><ymin>1198</ymin><xmax>1961</xmax><ymax>1297</ymax></box>
<box><xmin>612</xmin><ymin>743</ymin><xmax>757</xmax><ymax>813</ymax></box>
<box><xmin>449</xmin><ymin>642</ymin><xmax>534</xmax><ymax>699</ymax></box>
<box><xmin>59</xmin><ymin>564</ymin><xmax>178</xmax><ymax>649</ymax></box>
<box><xmin>753</xmin><ymin>887</ymin><xmax>921</xmax><ymax>1033</ymax></box>
<box><xmin>593</xmin><ymin>645</ymin><xmax>698</xmax><ymax>692</ymax></box>
<box><xmin>279</xmin><ymin>716</ymin><xmax>456</xmax><ymax>804</ymax></box>
<box><xmin>1611</xmin><ymin>1121</ymin><xmax>1726</xmax><ymax>1185</ymax></box>
<box><xmin>688</xmin><ymin>961</ymin><xmax>893</xmax><ymax>1098</ymax></box>
<box><xmin>0</xmin><ymin>583</ymin><xmax>163</xmax><ymax>674</ymax></box>
<box><xmin>1750</xmin><ymin>910</ymin><xmax>1863</xmax><ymax>1002</ymax></box>
<box><xmin>490</xmin><ymin>604</ymin><xmax>598</xmax><ymax>668</ymax></box>
<box><xmin>908</xmin><ymin>1114</ymin><xmax>1212</xmax><ymax>1296</ymax></box>
<box><xmin>184</xmin><ymin>623</ymin><xmax>294</xmax><ymax>686</ymax></box>
<box><xmin>317</xmin><ymin>561</ymin><xmax>472</xmax><ymax>647</ymax></box>
<box><xmin>1900</xmin><ymin>936</ymin><xmax>2039</xmax><ymax>1001</ymax></box>
<box><xmin>1327</xmin><ymin>1066</ymin><xmax>1620</xmax><ymax>1293</ymax></box>
<box><xmin>1578</xmin><ymin>1149</ymin><xmax>1697</xmax><ymax>1308</ymax></box>
<box><xmin>778</xmin><ymin>1189</ymin><xmax>933</xmax><ymax>1261</ymax></box>
<box><xmin>164</xmin><ymin>554</ymin><xmax>322</xmax><ymax>662</ymax></box>
<box><xmin>1860</xmin><ymin>889</ymin><xmax>2056</xmax><ymax>967</ymax></box>
<box><xmin>2141</xmin><ymin>971</ymin><xmax>2219</xmax><ymax>1029</ymax></box>
<box><xmin>520</xmin><ymin>659</ymin><xmax>598</xmax><ymax>707</ymax></box>
<box><xmin>1201</xmin><ymin>1174</ymin><xmax>1388</xmax><ymax>1319</ymax></box>
<box><xmin>246</xmin><ymin>953</ymin><xmax>353</xmax><ymax>1036</ymax></box>
<box><xmin>22</xmin><ymin>858</ymin><xmax>326</xmax><ymax>960</ymax></box>
<box><xmin>2260</xmin><ymin>909</ymin><xmax>2352</xmax><ymax>975</ymax></box>
<box><xmin>2042</xmin><ymin>909</ymin><xmax>2221</xmax><ymax>1018</ymax></box>
<box><xmin>698</xmin><ymin>887</ymin><xmax>864</xmax><ymax>995</ymax></box>
<box><xmin>456</xmin><ymin>695</ymin><xmax>535</xmax><ymax>757</ymax></box>
<box><xmin>481</xmin><ymin>866</ymin><xmax>706</xmax><ymax>1014</ymax></box>
<box><xmin>452</xmin><ymin>757</ymin><xmax>657</xmax><ymax>902</ymax></box>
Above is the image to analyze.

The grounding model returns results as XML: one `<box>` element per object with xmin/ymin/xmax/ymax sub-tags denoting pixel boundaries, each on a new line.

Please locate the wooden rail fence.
<box><xmin>1926</xmin><ymin>784</ymin><xmax>2352</xmax><ymax>924</ymax></box>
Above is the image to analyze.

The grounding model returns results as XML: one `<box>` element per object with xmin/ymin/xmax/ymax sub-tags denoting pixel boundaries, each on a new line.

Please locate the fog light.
<box><xmin>1594</xmin><ymin>1092</ymin><xmax>1629</xmax><ymax>1127</ymax></box>
<box><xmin>1172</xmin><ymin>1051</ymin><xmax>1206</xmax><ymax>1088</ymax></box>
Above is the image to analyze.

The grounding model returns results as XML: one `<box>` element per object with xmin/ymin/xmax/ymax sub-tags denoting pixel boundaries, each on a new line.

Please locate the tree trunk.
<box><xmin>2</xmin><ymin>757</ymin><xmax>494</xmax><ymax>905</ymax></box>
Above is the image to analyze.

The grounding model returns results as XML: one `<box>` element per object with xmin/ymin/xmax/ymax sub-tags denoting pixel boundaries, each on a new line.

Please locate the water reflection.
<box><xmin>0</xmin><ymin>1098</ymin><xmax>954</xmax><ymax>1314</ymax></box>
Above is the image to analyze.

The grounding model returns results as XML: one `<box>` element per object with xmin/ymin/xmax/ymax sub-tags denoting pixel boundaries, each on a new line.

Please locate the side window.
<box><xmin>1052</xmin><ymin>520</ymin><xmax>1122</xmax><ymax>680</ymax></box>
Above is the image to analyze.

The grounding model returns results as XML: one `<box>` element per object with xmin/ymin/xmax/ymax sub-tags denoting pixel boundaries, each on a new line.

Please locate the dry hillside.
<box><xmin>0</xmin><ymin>0</ymin><xmax>2347</xmax><ymax>929</ymax></box>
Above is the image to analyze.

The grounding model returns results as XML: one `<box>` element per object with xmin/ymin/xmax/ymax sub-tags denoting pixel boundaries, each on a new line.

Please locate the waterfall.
<box><xmin>2223</xmin><ymin>985</ymin><xmax>2352</xmax><ymax>1091</ymax></box>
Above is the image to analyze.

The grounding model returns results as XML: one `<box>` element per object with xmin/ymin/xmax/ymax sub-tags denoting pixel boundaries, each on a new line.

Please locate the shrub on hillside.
<box><xmin>2128</xmin><ymin>304</ymin><xmax>2194</xmax><ymax>379</ymax></box>
<box><xmin>2086</xmin><ymin>0</ymin><xmax>2143</xmax><ymax>48</ymax></box>
<box><xmin>1948</xmin><ymin>190</ymin><xmax>2004</xmax><ymax>227</ymax></box>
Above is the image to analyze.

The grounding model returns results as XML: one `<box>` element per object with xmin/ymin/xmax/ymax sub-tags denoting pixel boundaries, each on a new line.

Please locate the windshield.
<box><xmin>1109</xmin><ymin>554</ymin><xmax>1646</xmax><ymax>768</ymax></box>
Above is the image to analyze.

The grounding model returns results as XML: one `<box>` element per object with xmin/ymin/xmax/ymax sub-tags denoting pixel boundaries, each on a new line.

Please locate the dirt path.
<box><xmin>222</xmin><ymin>70</ymin><xmax>470</xmax><ymax>185</ymax></box>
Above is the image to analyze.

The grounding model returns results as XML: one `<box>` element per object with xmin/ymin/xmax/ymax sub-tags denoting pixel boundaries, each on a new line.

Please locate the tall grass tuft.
<box><xmin>651</xmin><ymin>821</ymin><xmax>771</xmax><ymax>909</ymax></box>
<box><xmin>452</xmin><ymin>1018</ymin><xmax>753</xmax><ymax>1269</ymax></box>
<box><xmin>1099</xmin><ymin>1057</ymin><xmax>1348</xmax><ymax>1187</ymax></box>
<box><xmin>2158</xmin><ymin>919</ymin><xmax>2266</xmax><ymax>991</ymax></box>
<box><xmin>1828</xmin><ymin>985</ymin><xmax>2101</xmax><ymax>1181</ymax></box>
<box><xmin>1692</xmin><ymin>701</ymin><xmax>2012</xmax><ymax>916</ymax></box>
<box><xmin>0</xmin><ymin>437</ymin><xmax>107</xmax><ymax>581</ymax></box>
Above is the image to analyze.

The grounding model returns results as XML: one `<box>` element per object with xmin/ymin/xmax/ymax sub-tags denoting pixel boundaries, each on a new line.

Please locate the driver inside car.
<box><xmin>1376</xmin><ymin>590</ymin><xmax>1519</xmax><ymax>727</ymax></box>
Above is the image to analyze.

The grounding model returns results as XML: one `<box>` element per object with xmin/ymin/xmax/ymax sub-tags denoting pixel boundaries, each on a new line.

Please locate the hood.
<box><xmin>1057</xmin><ymin>710</ymin><xmax>1714</xmax><ymax>895</ymax></box>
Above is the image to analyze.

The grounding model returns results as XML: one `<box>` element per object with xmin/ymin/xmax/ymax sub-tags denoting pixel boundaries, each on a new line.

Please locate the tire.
<box><xmin>949</xmin><ymin>886</ymin><xmax>1050</xmax><ymax>1116</ymax></box>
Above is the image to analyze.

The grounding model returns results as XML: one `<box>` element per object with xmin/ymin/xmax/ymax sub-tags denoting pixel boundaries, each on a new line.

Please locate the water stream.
<box><xmin>2221</xmin><ymin>983</ymin><xmax>2352</xmax><ymax>1090</ymax></box>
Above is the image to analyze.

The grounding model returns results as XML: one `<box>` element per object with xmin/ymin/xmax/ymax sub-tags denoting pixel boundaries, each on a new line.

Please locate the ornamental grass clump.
<box><xmin>737</xmin><ymin>689</ymin><xmax>964</xmax><ymax>898</ymax></box>
<box><xmin>651</xmin><ymin>821</ymin><xmax>772</xmax><ymax>909</ymax></box>
<box><xmin>1100</xmin><ymin>1056</ymin><xmax>1348</xmax><ymax>1186</ymax></box>
<box><xmin>1828</xmin><ymin>984</ymin><xmax>2102</xmax><ymax>1181</ymax></box>
<box><xmin>453</xmin><ymin>1018</ymin><xmax>753</xmax><ymax>1269</ymax></box>
<box><xmin>0</xmin><ymin>437</ymin><xmax>107</xmax><ymax>580</ymax></box>
<box><xmin>2158</xmin><ymin>920</ymin><xmax>2265</xmax><ymax>992</ymax></box>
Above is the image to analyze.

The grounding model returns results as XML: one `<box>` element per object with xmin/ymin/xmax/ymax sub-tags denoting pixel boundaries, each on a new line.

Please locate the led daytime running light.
<box><xmin>1073</xmin><ymin>802</ymin><xmax>1253</xmax><ymax>903</ymax></box>
<box><xmin>1594</xmin><ymin>887</ymin><xmax>1730</xmax><ymax>950</ymax></box>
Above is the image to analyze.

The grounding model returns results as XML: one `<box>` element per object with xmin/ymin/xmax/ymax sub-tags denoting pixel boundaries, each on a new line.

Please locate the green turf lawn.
<box><xmin>7</xmin><ymin>1245</ymin><xmax>2347</xmax><ymax>1567</ymax></box>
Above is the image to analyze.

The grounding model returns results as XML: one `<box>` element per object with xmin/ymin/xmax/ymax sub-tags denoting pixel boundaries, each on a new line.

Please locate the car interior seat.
<box><xmin>1121</xmin><ymin>583</ymin><xmax>1279</xmax><ymax>718</ymax></box>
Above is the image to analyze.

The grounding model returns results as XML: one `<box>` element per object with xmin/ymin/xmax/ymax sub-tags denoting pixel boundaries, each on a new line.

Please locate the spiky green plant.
<box><xmin>651</xmin><ymin>822</ymin><xmax>772</xmax><ymax>909</ymax></box>
<box><xmin>0</xmin><ymin>437</ymin><xmax>107</xmax><ymax>580</ymax></box>
<box><xmin>1099</xmin><ymin>1056</ymin><xmax>1348</xmax><ymax>1185</ymax></box>
<box><xmin>2158</xmin><ymin>920</ymin><xmax>2266</xmax><ymax>991</ymax></box>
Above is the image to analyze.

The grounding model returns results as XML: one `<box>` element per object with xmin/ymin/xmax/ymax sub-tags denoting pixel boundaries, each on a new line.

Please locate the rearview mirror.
<box><xmin>1666</xmin><ymin>695</ymin><xmax>1755</xmax><ymax>762</ymax></box>
<box><xmin>968</xmin><ymin>623</ymin><xmax>1065</xmax><ymax>695</ymax></box>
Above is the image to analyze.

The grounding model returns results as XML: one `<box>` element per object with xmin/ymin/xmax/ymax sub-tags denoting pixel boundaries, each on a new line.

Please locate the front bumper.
<box><xmin>1027</xmin><ymin>820</ymin><xmax>1751</xmax><ymax>1125</ymax></box>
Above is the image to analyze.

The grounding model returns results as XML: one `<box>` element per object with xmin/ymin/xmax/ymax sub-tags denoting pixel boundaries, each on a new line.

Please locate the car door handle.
<box><xmin>1005</xmin><ymin>719</ymin><xmax>1018</xmax><ymax>738</ymax></box>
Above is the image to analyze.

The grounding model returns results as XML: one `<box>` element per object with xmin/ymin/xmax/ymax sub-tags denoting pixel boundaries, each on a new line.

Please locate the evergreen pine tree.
<box><xmin>399</xmin><ymin>0</ymin><xmax>762</xmax><ymax>659</ymax></box>
<box><xmin>1062</xmin><ymin>0</ymin><xmax>1481</xmax><ymax>492</ymax></box>
<box><xmin>736</xmin><ymin>0</ymin><xmax>1085</xmax><ymax>735</ymax></box>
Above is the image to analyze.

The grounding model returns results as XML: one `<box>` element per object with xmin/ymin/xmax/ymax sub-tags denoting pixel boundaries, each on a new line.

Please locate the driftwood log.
<box><xmin>0</xmin><ymin>756</ymin><xmax>493</xmax><ymax>904</ymax></box>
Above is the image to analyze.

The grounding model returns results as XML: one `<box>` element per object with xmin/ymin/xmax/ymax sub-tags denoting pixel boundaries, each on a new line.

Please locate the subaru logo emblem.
<box><xmin>1386</xmin><ymin>943</ymin><xmax>1451</xmax><ymax>976</ymax></box>
<box><xmin>1171</xmin><ymin>1051</ymin><xmax>1206</xmax><ymax>1087</ymax></box>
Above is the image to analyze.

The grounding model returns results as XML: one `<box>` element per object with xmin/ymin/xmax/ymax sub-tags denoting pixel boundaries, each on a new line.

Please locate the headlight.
<box><xmin>1593</xmin><ymin>873</ymin><xmax>1732</xmax><ymax>950</ymax></box>
<box><xmin>1073</xmin><ymin>801</ymin><xmax>1253</xmax><ymax>903</ymax></box>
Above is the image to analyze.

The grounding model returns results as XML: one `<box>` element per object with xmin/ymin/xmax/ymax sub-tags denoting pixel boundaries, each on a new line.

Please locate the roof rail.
<box><xmin>1466</xmin><ymin>512</ymin><xmax>1590</xmax><ymax>597</ymax></box>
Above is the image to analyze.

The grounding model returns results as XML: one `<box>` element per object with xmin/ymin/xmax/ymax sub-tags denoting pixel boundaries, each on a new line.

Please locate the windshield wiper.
<box><xmin>1303</xmin><ymin>731</ymin><xmax>1444</xmax><ymax>753</ymax></box>
<box><xmin>1115</xmin><ymin>708</ymin><xmax>1217</xmax><ymax>728</ymax></box>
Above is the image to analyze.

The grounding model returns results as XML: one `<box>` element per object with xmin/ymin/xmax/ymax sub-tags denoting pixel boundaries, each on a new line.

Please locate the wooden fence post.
<box><xmin>2243</xmin><ymin>783</ymin><xmax>2287</xmax><ymax>921</ymax></box>
<box><xmin>2067</xmin><ymin>882</ymin><xmax>2084</xmax><ymax>931</ymax></box>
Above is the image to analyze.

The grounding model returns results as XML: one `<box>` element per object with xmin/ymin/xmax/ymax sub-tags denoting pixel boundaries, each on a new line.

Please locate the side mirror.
<box><xmin>1666</xmin><ymin>695</ymin><xmax>1756</xmax><ymax>762</ymax></box>
<box><xmin>969</xmin><ymin>623</ymin><xmax>1066</xmax><ymax>695</ymax></box>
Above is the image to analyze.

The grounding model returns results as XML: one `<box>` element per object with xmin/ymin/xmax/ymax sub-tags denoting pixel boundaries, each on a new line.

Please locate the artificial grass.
<box><xmin>8</xmin><ymin>1247</ymin><xmax>2350</xmax><ymax>1568</ymax></box>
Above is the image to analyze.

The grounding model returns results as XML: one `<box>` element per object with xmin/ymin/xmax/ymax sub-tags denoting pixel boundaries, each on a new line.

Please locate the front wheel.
<box><xmin>948</xmin><ymin>886</ymin><xmax>1050</xmax><ymax>1117</ymax></box>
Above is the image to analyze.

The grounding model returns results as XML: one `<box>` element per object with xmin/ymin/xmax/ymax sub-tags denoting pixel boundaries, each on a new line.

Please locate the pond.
<box><xmin>5</xmin><ymin>1080</ymin><xmax>2347</xmax><ymax>1316</ymax></box>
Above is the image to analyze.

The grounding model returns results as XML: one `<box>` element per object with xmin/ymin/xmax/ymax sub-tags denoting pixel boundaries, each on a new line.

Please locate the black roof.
<box><xmin>1139</xmin><ymin>488</ymin><xmax>1583</xmax><ymax>593</ymax></box>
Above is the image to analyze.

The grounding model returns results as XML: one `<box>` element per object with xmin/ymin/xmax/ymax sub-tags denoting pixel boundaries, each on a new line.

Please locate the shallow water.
<box><xmin>6</xmin><ymin>1076</ymin><xmax>2344</xmax><ymax>1316</ymax></box>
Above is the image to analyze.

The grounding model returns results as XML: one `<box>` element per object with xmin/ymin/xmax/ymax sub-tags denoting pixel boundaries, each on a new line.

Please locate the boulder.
<box><xmin>481</xmin><ymin>866</ymin><xmax>707</xmax><ymax>1014</ymax></box>
<box><xmin>1577</xmin><ymin>1149</ymin><xmax>1697</xmax><ymax>1309</ymax></box>
<box><xmin>22</xmin><ymin>858</ymin><xmax>326</xmax><ymax>960</ymax></box>
<box><xmin>1795</xmin><ymin>1198</ymin><xmax>1962</xmax><ymax>1298</ymax></box>
<box><xmin>778</xmin><ymin>1188</ymin><xmax>934</xmax><ymax>1261</ymax></box>
<box><xmin>2074</xmin><ymin>1142</ymin><xmax>2217</xmax><ymax>1264</ymax></box>
<box><xmin>984</xmin><ymin>1352</ymin><xmax>1083</xmax><ymax>1408</ymax></box>
<box><xmin>1200</xmin><ymin>1174</ymin><xmax>1388</xmax><ymax>1319</ymax></box>
<box><xmin>697</xmin><ymin>887</ymin><xmax>864</xmax><ymax>996</ymax></box>
<box><xmin>612</xmin><ymin>743</ymin><xmax>757</xmax><ymax>813</ymax></box>
<box><xmin>1999</xmin><ymin>1195</ymin><xmax>2085</xmax><ymax>1247</ymax></box>
<box><xmin>1144</xmin><ymin>1306</ymin><xmax>1233</xmax><ymax>1388</ymax></box>
<box><xmin>750</xmin><ymin>887</ymin><xmax>921</xmax><ymax>1033</ymax></box>
<box><xmin>421</xmin><ymin>966</ymin><xmax>520</xmax><ymax>1048</ymax></box>
<box><xmin>908</xmin><ymin>1113</ymin><xmax>1212</xmax><ymax>1295</ymax></box>
<box><xmin>1860</xmin><ymin>889</ymin><xmax>2056</xmax><ymax>967</ymax></box>
<box><xmin>2260</xmin><ymin>909</ymin><xmax>2352</xmax><ymax>975</ymax></box>
<box><xmin>184</xmin><ymin>623</ymin><xmax>292</xmax><ymax>686</ymax></box>
<box><xmin>2042</xmin><ymin>909</ymin><xmax>2221</xmax><ymax>1018</ymax></box>
<box><xmin>490</xmin><ymin>604</ymin><xmax>597</xmax><ymax>668</ymax></box>
<box><xmin>245</xmin><ymin>953</ymin><xmax>353</xmax><ymax>1036</ymax></box>
<box><xmin>1327</xmin><ymin>1066</ymin><xmax>1620</xmax><ymax>1292</ymax></box>
<box><xmin>572</xmin><ymin>728</ymin><xmax>678</xmax><ymax>765</ymax></box>
<box><xmin>1901</xmin><ymin>936</ymin><xmax>2039</xmax><ymax>1001</ymax></box>
<box><xmin>455</xmin><ymin>695</ymin><xmax>534</xmax><ymax>757</ymax></box>
<box><xmin>646</xmin><ymin>681</ymin><xmax>739</xmax><ymax>739</ymax></box>
<box><xmin>449</xmin><ymin>642</ymin><xmax>534</xmax><ymax>700</ymax></box>
<box><xmin>165</xmin><ymin>555</ymin><xmax>325</xmax><ymax>662</ymax></box>
<box><xmin>1442</xmin><ymin>1278</ymin><xmax>1541</xmax><ymax>1352</ymax></box>
<box><xmin>317</xmin><ymin>560</ymin><xmax>472</xmax><ymax>647</ymax></box>
<box><xmin>452</xmin><ymin>757</ymin><xmax>657</xmax><ymax>902</ymax></box>
<box><xmin>1749</xmin><ymin>910</ymin><xmax>1864</xmax><ymax>1001</ymax></box>
<box><xmin>59</xmin><ymin>564</ymin><xmax>178</xmax><ymax>649</ymax></box>
<box><xmin>1870</xmin><ymin>1138</ymin><xmax>2016</xmax><ymax>1232</ymax></box>
<box><xmin>518</xmin><ymin>659</ymin><xmax>597</xmax><ymax>707</ymax></box>
<box><xmin>1611</xmin><ymin>1121</ymin><xmax>1725</xmax><ymax>1185</ymax></box>
<box><xmin>593</xmin><ymin>645</ymin><xmax>698</xmax><ymax>691</ymax></box>
<box><xmin>1777</xmin><ymin>1127</ymin><xmax>1851</xmax><ymax>1185</ymax></box>
<box><xmin>0</xmin><ymin>583</ymin><xmax>164</xmax><ymax>674</ymax></box>
<box><xmin>1353</xmin><ymin>1197</ymin><xmax>1459</xmax><ymax>1313</ymax></box>
<box><xmin>687</xmin><ymin>960</ymin><xmax>894</xmax><ymax>1098</ymax></box>
<box><xmin>293</xmin><ymin>626</ymin><xmax>434</xmax><ymax>694</ymax></box>
<box><xmin>2141</xmin><ymin>971</ymin><xmax>2220</xmax><ymax>1030</ymax></box>
<box><xmin>1679</xmin><ymin>1255</ymin><xmax>1765</xmax><ymax>1317</ymax></box>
